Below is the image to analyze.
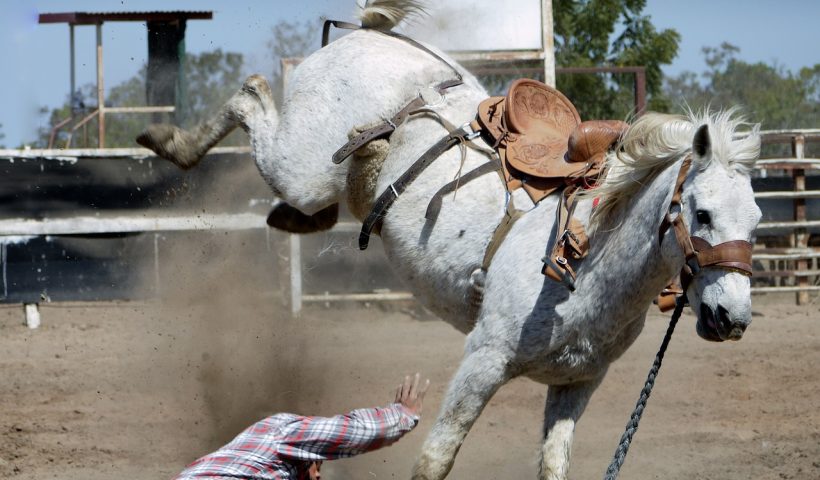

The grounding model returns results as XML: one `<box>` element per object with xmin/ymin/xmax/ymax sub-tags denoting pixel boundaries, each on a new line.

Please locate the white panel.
<box><xmin>399</xmin><ymin>0</ymin><xmax>543</xmax><ymax>51</ymax></box>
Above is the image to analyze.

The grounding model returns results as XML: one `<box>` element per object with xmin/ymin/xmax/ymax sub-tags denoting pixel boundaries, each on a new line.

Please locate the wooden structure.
<box><xmin>751</xmin><ymin>129</ymin><xmax>820</xmax><ymax>304</ymax></box>
<box><xmin>38</xmin><ymin>11</ymin><xmax>213</xmax><ymax>148</ymax></box>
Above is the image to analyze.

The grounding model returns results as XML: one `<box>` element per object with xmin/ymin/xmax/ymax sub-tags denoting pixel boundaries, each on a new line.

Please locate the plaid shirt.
<box><xmin>174</xmin><ymin>403</ymin><xmax>419</xmax><ymax>480</ymax></box>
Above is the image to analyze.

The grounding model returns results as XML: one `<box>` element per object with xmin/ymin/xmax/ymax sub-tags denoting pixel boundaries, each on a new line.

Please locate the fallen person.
<box><xmin>174</xmin><ymin>373</ymin><xmax>430</xmax><ymax>480</ymax></box>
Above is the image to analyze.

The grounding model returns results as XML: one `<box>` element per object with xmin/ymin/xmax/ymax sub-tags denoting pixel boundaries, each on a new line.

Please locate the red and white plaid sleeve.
<box><xmin>173</xmin><ymin>403</ymin><xmax>418</xmax><ymax>479</ymax></box>
<box><xmin>276</xmin><ymin>402</ymin><xmax>419</xmax><ymax>462</ymax></box>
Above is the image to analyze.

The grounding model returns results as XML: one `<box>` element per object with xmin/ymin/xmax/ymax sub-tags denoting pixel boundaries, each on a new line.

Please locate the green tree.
<box><xmin>35</xmin><ymin>49</ymin><xmax>246</xmax><ymax>148</ymax></box>
<box><xmin>665</xmin><ymin>42</ymin><xmax>820</xmax><ymax>130</ymax></box>
<box><xmin>553</xmin><ymin>0</ymin><xmax>680</xmax><ymax>119</ymax></box>
<box><xmin>0</xmin><ymin>122</ymin><xmax>5</xmax><ymax>148</ymax></box>
<box><xmin>260</xmin><ymin>11</ymin><xmax>679</xmax><ymax>121</ymax></box>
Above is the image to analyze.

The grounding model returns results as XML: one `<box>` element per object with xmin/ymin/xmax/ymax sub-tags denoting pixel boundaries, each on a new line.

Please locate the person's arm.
<box><xmin>277</xmin><ymin>373</ymin><xmax>429</xmax><ymax>462</ymax></box>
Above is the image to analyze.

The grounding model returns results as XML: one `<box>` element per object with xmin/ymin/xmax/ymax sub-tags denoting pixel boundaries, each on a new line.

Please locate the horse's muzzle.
<box><xmin>697</xmin><ymin>303</ymin><xmax>749</xmax><ymax>342</ymax></box>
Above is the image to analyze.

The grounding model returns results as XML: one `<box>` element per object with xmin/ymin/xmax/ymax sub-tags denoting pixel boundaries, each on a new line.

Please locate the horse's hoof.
<box><xmin>136</xmin><ymin>124</ymin><xmax>202</xmax><ymax>170</ymax></box>
<box><xmin>242</xmin><ymin>74</ymin><xmax>273</xmax><ymax>98</ymax></box>
<box><xmin>266</xmin><ymin>203</ymin><xmax>339</xmax><ymax>233</ymax></box>
<box><xmin>239</xmin><ymin>75</ymin><xmax>275</xmax><ymax>113</ymax></box>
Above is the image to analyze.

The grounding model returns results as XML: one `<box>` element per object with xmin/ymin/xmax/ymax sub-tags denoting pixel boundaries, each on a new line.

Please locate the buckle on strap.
<box><xmin>459</xmin><ymin>121</ymin><xmax>482</xmax><ymax>140</ymax></box>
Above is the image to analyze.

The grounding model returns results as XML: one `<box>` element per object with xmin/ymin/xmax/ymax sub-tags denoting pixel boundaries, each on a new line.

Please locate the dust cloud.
<box><xmin>129</xmin><ymin>152</ymin><xmax>328</xmax><ymax>454</ymax></box>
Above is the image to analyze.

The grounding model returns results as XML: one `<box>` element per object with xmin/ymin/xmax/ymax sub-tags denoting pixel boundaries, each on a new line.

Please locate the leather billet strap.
<box><xmin>541</xmin><ymin>186</ymin><xmax>588</xmax><ymax>291</ymax></box>
<box><xmin>481</xmin><ymin>192</ymin><xmax>524</xmax><ymax>272</ymax></box>
<box><xmin>332</xmin><ymin>79</ymin><xmax>464</xmax><ymax>164</ymax></box>
<box><xmin>359</xmin><ymin>129</ymin><xmax>474</xmax><ymax>250</ymax></box>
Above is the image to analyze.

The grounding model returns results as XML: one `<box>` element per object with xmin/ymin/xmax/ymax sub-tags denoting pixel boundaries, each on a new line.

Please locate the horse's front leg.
<box><xmin>540</xmin><ymin>375</ymin><xmax>605</xmax><ymax>480</ymax></box>
<box><xmin>412</xmin><ymin>347</ymin><xmax>511</xmax><ymax>480</ymax></box>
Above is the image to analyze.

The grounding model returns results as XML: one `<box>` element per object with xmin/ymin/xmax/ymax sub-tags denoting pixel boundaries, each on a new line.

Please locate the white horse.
<box><xmin>137</xmin><ymin>1</ymin><xmax>762</xmax><ymax>478</ymax></box>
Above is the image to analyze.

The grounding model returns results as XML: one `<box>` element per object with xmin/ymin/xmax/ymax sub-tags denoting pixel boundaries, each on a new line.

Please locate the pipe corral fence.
<box><xmin>3</xmin><ymin>3</ymin><xmax>817</xmax><ymax>325</ymax></box>
<box><xmin>1</xmin><ymin>130</ymin><xmax>817</xmax><ymax>324</ymax></box>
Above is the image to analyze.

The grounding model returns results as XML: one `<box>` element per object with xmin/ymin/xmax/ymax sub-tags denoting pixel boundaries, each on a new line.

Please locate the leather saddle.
<box><xmin>471</xmin><ymin>79</ymin><xmax>629</xmax><ymax>289</ymax></box>
<box><xmin>475</xmin><ymin>79</ymin><xmax>627</xmax><ymax>203</ymax></box>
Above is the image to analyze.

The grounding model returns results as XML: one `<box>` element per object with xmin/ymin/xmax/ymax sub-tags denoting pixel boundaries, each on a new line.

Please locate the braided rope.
<box><xmin>603</xmin><ymin>297</ymin><xmax>685</xmax><ymax>480</ymax></box>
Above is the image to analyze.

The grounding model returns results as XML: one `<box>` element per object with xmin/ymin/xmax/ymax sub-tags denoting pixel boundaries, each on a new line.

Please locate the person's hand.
<box><xmin>394</xmin><ymin>373</ymin><xmax>429</xmax><ymax>417</ymax></box>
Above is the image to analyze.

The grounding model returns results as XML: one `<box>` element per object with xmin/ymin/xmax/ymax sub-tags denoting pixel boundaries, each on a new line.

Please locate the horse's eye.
<box><xmin>696</xmin><ymin>210</ymin><xmax>711</xmax><ymax>225</ymax></box>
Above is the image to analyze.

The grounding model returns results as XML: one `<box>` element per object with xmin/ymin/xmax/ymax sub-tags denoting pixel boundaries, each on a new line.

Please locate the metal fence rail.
<box><xmin>750</xmin><ymin>129</ymin><xmax>820</xmax><ymax>303</ymax></box>
<box><xmin>287</xmin><ymin>129</ymin><xmax>820</xmax><ymax>312</ymax></box>
<box><xmin>1</xmin><ymin>137</ymin><xmax>816</xmax><ymax>324</ymax></box>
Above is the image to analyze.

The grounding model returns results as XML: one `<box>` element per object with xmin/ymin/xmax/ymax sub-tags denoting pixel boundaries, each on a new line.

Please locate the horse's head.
<box><xmin>679</xmin><ymin>120</ymin><xmax>761</xmax><ymax>342</ymax></box>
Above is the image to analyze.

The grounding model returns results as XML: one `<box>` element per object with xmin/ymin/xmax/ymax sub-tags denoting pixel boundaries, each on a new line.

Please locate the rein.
<box><xmin>603</xmin><ymin>296</ymin><xmax>684</xmax><ymax>480</ymax></box>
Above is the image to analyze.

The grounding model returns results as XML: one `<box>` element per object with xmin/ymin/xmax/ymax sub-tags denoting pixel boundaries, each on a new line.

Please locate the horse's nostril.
<box><xmin>717</xmin><ymin>304</ymin><xmax>745</xmax><ymax>332</ymax></box>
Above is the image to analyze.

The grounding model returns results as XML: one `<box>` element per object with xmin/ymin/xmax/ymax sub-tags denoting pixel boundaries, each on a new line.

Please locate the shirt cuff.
<box><xmin>392</xmin><ymin>402</ymin><xmax>420</xmax><ymax>425</ymax></box>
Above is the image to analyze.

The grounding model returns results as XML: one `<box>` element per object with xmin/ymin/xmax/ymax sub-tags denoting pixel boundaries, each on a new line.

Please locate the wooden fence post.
<box><xmin>792</xmin><ymin>135</ymin><xmax>808</xmax><ymax>304</ymax></box>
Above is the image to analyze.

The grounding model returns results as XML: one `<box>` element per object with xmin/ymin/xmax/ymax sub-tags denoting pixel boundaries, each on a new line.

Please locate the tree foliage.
<box><xmin>267</xmin><ymin>19</ymin><xmax>323</xmax><ymax>106</ymax></box>
<box><xmin>553</xmin><ymin>0</ymin><xmax>680</xmax><ymax>119</ymax></box>
<box><xmin>665</xmin><ymin>42</ymin><xmax>820</xmax><ymax>130</ymax></box>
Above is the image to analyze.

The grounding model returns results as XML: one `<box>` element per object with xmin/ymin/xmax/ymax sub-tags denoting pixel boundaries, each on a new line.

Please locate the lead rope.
<box><xmin>603</xmin><ymin>295</ymin><xmax>685</xmax><ymax>480</ymax></box>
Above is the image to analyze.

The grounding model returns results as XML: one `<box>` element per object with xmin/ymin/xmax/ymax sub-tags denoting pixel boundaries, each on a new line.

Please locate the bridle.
<box><xmin>658</xmin><ymin>155</ymin><xmax>754</xmax><ymax>292</ymax></box>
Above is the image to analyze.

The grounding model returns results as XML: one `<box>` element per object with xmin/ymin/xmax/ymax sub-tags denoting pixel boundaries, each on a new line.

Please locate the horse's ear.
<box><xmin>693</xmin><ymin>124</ymin><xmax>711</xmax><ymax>158</ymax></box>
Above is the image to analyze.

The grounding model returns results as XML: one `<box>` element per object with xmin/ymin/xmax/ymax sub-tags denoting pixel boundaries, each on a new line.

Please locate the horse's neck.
<box><xmin>579</xmin><ymin>161</ymin><xmax>682</xmax><ymax>318</ymax></box>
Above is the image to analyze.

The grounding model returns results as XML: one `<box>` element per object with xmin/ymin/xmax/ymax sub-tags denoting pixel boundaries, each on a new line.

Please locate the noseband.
<box><xmin>658</xmin><ymin>156</ymin><xmax>753</xmax><ymax>290</ymax></box>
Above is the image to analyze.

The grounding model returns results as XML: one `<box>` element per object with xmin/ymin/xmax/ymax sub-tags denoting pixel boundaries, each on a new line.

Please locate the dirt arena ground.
<box><xmin>1</xmin><ymin>242</ymin><xmax>819</xmax><ymax>479</ymax></box>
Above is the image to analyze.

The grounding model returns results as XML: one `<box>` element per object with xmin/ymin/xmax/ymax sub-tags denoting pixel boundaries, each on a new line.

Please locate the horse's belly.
<box><xmin>526</xmin><ymin>350</ymin><xmax>607</xmax><ymax>385</ymax></box>
<box><xmin>377</xmin><ymin>139</ymin><xmax>506</xmax><ymax>328</ymax></box>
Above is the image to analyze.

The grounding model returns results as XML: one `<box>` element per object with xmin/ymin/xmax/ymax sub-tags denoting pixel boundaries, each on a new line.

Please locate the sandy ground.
<box><xmin>1</xmin><ymin>245</ymin><xmax>819</xmax><ymax>479</ymax></box>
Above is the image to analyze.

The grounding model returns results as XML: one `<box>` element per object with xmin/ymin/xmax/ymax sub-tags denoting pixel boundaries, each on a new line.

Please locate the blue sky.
<box><xmin>0</xmin><ymin>0</ymin><xmax>817</xmax><ymax>147</ymax></box>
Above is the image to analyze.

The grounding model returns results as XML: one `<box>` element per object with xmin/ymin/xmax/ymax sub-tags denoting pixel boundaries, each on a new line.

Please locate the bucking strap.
<box><xmin>359</xmin><ymin>130</ymin><xmax>467</xmax><ymax>250</ymax></box>
<box><xmin>321</xmin><ymin>20</ymin><xmax>360</xmax><ymax>47</ymax></box>
<box><xmin>332</xmin><ymin>79</ymin><xmax>463</xmax><ymax>164</ymax></box>
<box><xmin>324</xmin><ymin>19</ymin><xmax>464</xmax><ymax>164</ymax></box>
<box><xmin>333</xmin><ymin>96</ymin><xmax>426</xmax><ymax>164</ymax></box>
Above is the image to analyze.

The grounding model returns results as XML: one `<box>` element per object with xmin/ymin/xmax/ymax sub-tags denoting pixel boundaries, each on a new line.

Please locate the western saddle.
<box><xmin>471</xmin><ymin>79</ymin><xmax>627</xmax><ymax>288</ymax></box>
<box><xmin>335</xmin><ymin>76</ymin><xmax>628</xmax><ymax>292</ymax></box>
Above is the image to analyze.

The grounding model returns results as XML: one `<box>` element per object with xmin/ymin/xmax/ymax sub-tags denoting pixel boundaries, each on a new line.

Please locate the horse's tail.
<box><xmin>358</xmin><ymin>0</ymin><xmax>427</xmax><ymax>30</ymax></box>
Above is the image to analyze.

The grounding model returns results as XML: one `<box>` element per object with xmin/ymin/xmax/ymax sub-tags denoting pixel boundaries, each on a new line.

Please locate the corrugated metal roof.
<box><xmin>39</xmin><ymin>11</ymin><xmax>213</xmax><ymax>25</ymax></box>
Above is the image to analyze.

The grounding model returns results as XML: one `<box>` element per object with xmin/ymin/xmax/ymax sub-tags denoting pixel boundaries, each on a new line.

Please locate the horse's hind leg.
<box><xmin>138</xmin><ymin>75</ymin><xmax>339</xmax><ymax>233</ymax></box>
<box><xmin>136</xmin><ymin>74</ymin><xmax>273</xmax><ymax>170</ymax></box>
<box><xmin>539</xmin><ymin>377</ymin><xmax>603</xmax><ymax>480</ymax></box>
<box><xmin>412</xmin><ymin>347</ymin><xmax>511</xmax><ymax>480</ymax></box>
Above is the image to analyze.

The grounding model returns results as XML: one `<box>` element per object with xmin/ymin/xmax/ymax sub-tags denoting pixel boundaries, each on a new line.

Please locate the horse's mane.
<box><xmin>588</xmin><ymin>108</ymin><xmax>761</xmax><ymax>229</ymax></box>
